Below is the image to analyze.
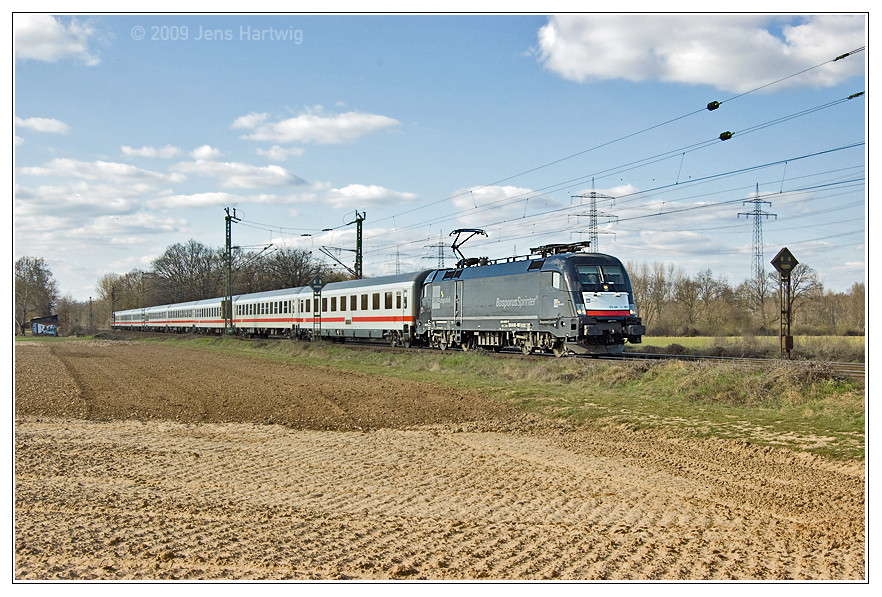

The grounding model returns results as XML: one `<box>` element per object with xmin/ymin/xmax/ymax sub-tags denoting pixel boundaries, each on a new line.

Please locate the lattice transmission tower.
<box><xmin>738</xmin><ymin>184</ymin><xmax>777</xmax><ymax>312</ymax></box>
<box><xmin>425</xmin><ymin>231</ymin><xmax>447</xmax><ymax>269</ymax></box>
<box><xmin>571</xmin><ymin>182</ymin><xmax>616</xmax><ymax>252</ymax></box>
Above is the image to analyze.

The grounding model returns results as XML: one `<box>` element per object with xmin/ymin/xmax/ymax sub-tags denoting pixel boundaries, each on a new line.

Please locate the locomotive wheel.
<box><xmin>552</xmin><ymin>341</ymin><xmax>567</xmax><ymax>357</ymax></box>
<box><xmin>521</xmin><ymin>343</ymin><xmax>532</xmax><ymax>355</ymax></box>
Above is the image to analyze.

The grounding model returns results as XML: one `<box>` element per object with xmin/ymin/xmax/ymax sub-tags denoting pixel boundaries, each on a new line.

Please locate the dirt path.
<box><xmin>14</xmin><ymin>341</ymin><xmax>865</xmax><ymax>580</ymax></box>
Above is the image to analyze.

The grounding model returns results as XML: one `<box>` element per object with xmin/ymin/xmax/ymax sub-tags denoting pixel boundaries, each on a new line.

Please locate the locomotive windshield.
<box><xmin>576</xmin><ymin>264</ymin><xmax>626</xmax><ymax>291</ymax></box>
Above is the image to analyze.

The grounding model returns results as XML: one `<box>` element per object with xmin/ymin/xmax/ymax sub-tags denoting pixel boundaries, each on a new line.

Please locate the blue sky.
<box><xmin>13</xmin><ymin>13</ymin><xmax>867</xmax><ymax>302</ymax></box>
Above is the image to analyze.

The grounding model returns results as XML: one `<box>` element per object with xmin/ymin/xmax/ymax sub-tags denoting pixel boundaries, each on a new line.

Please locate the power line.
<box><xmin>366</xmin><ymin>47</ymin><xmax>865</xmax><ymax>231</ymax></box>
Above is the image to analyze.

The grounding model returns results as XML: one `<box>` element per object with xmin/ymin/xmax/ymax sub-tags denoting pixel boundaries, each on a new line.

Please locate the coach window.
<box><xmin>396</xmin><ymin>291</ymin><xmax>402</xmax><ymax>310</ymax></box>
<box><xmin>385</xmin><ymin>292</ymin><xmax>393</xmax><ymax>310</ymax></box>
<box><xmin>330</xmin><ymin>297</ymin><xmax>337</xmax><ymax>312</ymax></box>
<box><xmin>372</xmin><ymin>293</ymin><xmax>381</xmax><ymax>310</ymax></box>
<box><xmin>322</xmin><ymin>298</ymin><xmax>328</xmax><ymax>312</ymax></box>
<box><xmin>361</xmin><ymin>294</ymin><xmax>368</xmax><ymax>311</ymax></box>
<box><xmin>340</xmin><ymin>296</ymin><xmax>346</xmax><ymax>312</ymax></box>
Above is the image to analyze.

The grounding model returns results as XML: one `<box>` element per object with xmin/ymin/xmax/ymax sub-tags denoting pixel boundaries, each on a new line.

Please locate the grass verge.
<box><xmin>64</xmin><ymin>334</ymin><xmax>868</xmax><ymax>461</ymax></box>
<box><xmin>632</xmin><ymin>335</ymin><xmax>865</xmax><ymax>362</ymax></box>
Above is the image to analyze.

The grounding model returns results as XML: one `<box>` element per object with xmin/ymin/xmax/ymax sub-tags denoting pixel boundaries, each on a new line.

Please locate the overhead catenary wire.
<box><xmin>361</xmin><ymin>140</ymin><xmax>864</xmax><ymax>257</ymax></box>
<box><xmin>356</xmin><ymin>91</ymin><xmax>865</xmax><ymax>257</ymax></box>
<box><xmin>229</xmin><ymin>48</ymin><xmax>865</xmax><ymax>277</ymax></box>
<box><xmin>366</xmin><ymin>47</ymin><xmax>865</xmax><ymax>231</ymax></box>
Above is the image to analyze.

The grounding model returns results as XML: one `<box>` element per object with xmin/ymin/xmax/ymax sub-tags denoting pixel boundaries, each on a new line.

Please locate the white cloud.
<box><xmin>14</xmin><ymin>14</ymin><xmax>101</xmax><ymax>66</ymax></box>
<box><xmin>536</xmin><ymin>15</ymin><xmax>865</xmax><ymax>93</ymax></box>
<box><xmin>256</xmin><ymin>145</ymin><xmax>305</xmax><ymax>161</ymax></box>
<box><xmin>233</xmin><ymin>106</ymin><xmax>400</xmax><ymax>144</ymax></box>
<box><xmin>322</xmin><ymin>184</ymin><xmax>418</xmax><ymax>209</ymax></box>
<box><xmin>148</xmin><ymin>192</ymin><xmax>236</xmax><ymax>209</ymax></box>
<box><xmin>190</xmin><ymin>145</ymin><xmax>223</xmax><ymax>160</ymax></box>
<box><xmin>172</xmin><ymin>160</ymin><xmax>304</xmax><ymax>189</ymax></box>
<box><xmin>20</xmin><ymin>158</ymin><xmax>184</xmax><ymax>184</ymax></box>
<box><xmin>15</xmin><ymin>182</ymin><xmax>143</xmax><ymax>218</ymax></box>
<box><xmin>121</xmin><ymin>145</ymin><xmax>182</xmax><ymax>159</ymax></box>
<box><xmin>451</xmin><ymin>185</ymin><xmax>538</xmax><ymax>226</ymax></box>
<box><xmin>15</xmin><ymin>116</ymin><xmax>71</xmax><ymax>135</ymax></box>
<box><xmin>148</xmin><ymin>191</ymin><xmax>304</xmax><ymax>209</ymax></box>
<box><xmin>231</xmin><ymin>112</ymin><xmax>270</xmax><ymax>129</ymax></box>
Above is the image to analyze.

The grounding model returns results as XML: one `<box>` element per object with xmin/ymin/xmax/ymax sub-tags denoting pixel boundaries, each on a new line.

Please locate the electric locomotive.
<box><xmin>416</xmin><ymin>243</ymin><xmax>644</xmax><ymax>355</ymax></box>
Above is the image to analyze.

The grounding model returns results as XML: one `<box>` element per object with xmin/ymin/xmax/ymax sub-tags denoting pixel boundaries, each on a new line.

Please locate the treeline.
<box><xmin>627</xmin><ymin>261</ymin><xmax>865</xmax><ymax>337</ymax></box>
<box><xmin>15</xmin><ymin>246</ymin><xmax>865</xmax><ymax>337</ymax></box>
<box><xmin>14</xmin><ymin>241</ymin><xmax>347</xmax><ymax>335</ymax></box>
<box><xmin>96</xmin><ymin>240</ymin><xmax>349</xmax><ymax>313</ymax></box>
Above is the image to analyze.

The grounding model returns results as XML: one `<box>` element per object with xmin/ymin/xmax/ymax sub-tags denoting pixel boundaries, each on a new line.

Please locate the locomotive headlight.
<box><xmin>630</xmin><ymin>303</ymin><xmax>638</xmax><ymax>316</ymax></box>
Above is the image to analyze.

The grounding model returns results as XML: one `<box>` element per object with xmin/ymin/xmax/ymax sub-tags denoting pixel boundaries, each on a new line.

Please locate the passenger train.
<box><xmin>112</xmin><ymin>244</ymin><xmax>645</xmax><ymax>355</ymax></box>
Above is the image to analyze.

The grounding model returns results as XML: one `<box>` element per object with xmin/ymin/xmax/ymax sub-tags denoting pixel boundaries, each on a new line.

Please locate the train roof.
<box><xmin>426</xmin><ymin>251</ymin><xmax>624</xmax><ymax>282</ymax></box>
<box><xmin>318</xmin><ymin>270</ymin><xmax>435</xmax><ymax>292</ymax></box>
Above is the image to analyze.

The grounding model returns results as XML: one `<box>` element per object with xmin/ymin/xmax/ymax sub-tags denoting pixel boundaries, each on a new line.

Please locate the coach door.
<box><xmin>454</xmin><ymin>280</ymin><xmax>464</xmax><ymax>328</ymax></box>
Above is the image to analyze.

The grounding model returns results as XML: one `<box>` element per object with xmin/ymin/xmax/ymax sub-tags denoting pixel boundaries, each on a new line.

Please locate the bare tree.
<box><xmin>14</xmin><ymin>256</ymin><xmax>58</xmax><ymax>335</ymax></box>
<box><xmin>151</xmin><ymin>240</ymin><xmax>224</xmax><ymax>303</ymax></box>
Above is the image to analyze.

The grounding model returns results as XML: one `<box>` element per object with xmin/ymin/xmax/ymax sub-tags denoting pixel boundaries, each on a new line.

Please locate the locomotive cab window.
<box><xmin>577</xmin><ymin>265</ymin><xmax>625</xmax><ymax>290</ymax></box>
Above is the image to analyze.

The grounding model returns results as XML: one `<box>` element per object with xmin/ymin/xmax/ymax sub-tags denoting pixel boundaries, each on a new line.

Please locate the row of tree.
<box><xmin>626</xmin><ymin>261</ymin><xmax>865</xmax><ymax>337</ymax></box>
<box><xmin>14</xmin><ymin>243</ymin><xmax>865</xmax><ymax>337</ymax></box>
<box><xmin>94</xmin><ymin>240</ymin><xmax>346</xmax><ymax>313</ymax></box>
<box><xmin>14</xmin><ymin>242</ymin><xmax>346</xmax><ymax>336</ymax></box>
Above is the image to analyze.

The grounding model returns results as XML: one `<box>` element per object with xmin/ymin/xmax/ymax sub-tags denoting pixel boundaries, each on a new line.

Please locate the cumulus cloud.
<box><xmin>231</xmin><ymin>112</ymin><xmax>270</xmax><ymax>130</ymax></box>
<box><xmin>15</xmin><ymin>116</ymin><xmax>71</xmax><ymax>135</ymax></box>
<box><xmin>15</xmin><ymin>182</ymin><xmax>143</xmax><ymax>218</ymax></box>
<box><xmin>172</xmin><ymin>160</ymin><xmax>304</xmax><ymax>189</ymax></box>
<box><xmin>190</xmin><ymin>145</ymin><xmax>223</xmax><ymax>160</ymax></box>
<box><xmin>451</xmin><ymin>185</ymin><xmax>540</xmax><ymax>226</ymax></box>
<box><xmin>233</xmin><ymin>106</ymin><xmax>400</xmax><ymax>144</ymax></box>
<box><xmin>322</xmin><ymin>184</ymin><xmax>418</xmax><ymax>209</ymax></box>
<box><xmin>20</xmin><ymin>158</ymin><xmax>185</xmax><ymax>184</ymax></box>
<box><xmin>121</xmin><ymin>144</ymin><xmax>182</xmax><ymax>159</ymax></box>
<box><xmin>256</xmin><ymin>145</ymin><xmax>305</xmax><ymax>161</ymax></box>
<box><xmin>536</xmin><ymin>15</ymin><xmax>865</xmax><ymax>93</ymax></box>
<box><xmin>149</xmin><ymin>191</ymin><xmax>238</xmax><ymax>209</ymax></box>
<box><xmin>149</xmin><ymin>191</ymin><xmax>303</xmax><ymax>209</ymax></box>
<box><xmin>14</xmin><ymin>14</ymin><xmax>101</xmax><ymax>65</ymax></box>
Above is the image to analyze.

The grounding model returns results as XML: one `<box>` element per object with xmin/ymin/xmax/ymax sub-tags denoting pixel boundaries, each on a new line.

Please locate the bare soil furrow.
<box><xmin>14</xmin><ymin>341</ymin><xmax>865</xmax><ymax>580</ymax></box>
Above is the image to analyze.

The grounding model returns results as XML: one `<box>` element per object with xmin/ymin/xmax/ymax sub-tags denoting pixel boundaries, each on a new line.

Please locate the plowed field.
<box><xmin>14</xmin><ymin>340</ymin><xmax>865</xmax><ymax>580</ymax></box>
